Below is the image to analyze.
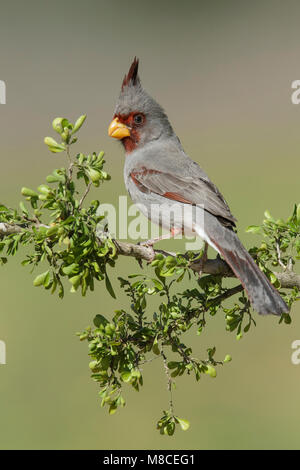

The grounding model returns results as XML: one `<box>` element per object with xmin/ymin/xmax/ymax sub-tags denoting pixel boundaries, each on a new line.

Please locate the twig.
<box><xmin>78</xmin><ymin>182</ymin><xmax>92</xmax><ymax>210</ymax></box>
<box><xmin>275</xmin><ymin>239</ymin><xmax>286</xmax><ymax>270</ymax></box>
<box><xmin>208</xmin><ymin>284</ymin><xmax>244</xmax><ymax>308</ymax></box>
<box><xmin>161</xmin><ymin>347</ymin><xmax>174</xmax><ymax>416</ymax></box>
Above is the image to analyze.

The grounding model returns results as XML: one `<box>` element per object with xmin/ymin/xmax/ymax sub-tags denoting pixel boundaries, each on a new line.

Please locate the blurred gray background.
<box><xmin>0</xmin><ymin>0</ymin><xmax>299</xmax><ymax>449</ymax></box>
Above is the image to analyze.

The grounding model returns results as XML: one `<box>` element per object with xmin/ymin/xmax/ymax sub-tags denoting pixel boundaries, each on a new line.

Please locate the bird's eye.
<box><xmin>134</xmin><ymin>114</ymin><xmax>143</xmax><ymax>125</ymax></box>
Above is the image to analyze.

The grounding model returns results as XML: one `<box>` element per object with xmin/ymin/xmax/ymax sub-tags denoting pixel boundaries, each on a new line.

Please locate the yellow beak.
<box><xmin>108</xmin><ymin>117</ymin><xmax>131</xmax><ymax>139</ymax></box>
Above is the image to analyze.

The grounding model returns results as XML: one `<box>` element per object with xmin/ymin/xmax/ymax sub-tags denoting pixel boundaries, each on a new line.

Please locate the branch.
<box><xmin>1</xmin><ymin>222</ymin><xmax>299</xmax><ymax>290</ymax></box>
<box><xmin>0</xmin><ymin>222</ymin><xmax>23</xmax><ymax>235</ymax></box>
<box><xmin>111</xmin><ymin>239</ymin><xmax>300</xmax><ymax>290</ymax></box>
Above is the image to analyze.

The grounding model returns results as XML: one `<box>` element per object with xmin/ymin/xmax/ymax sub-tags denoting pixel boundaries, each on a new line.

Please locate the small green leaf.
<box><xmin>44</xmin><ymin>137</ymin><xmax>65</xmax><ymax>153</ymax></box>
<box><xmin>93</xmin><ymin>314</ymin><xmax>108</xmax><ymax>328</ymax></box>
<box><xmin>121</xmin><ymin>371</ymin><xmax>132</xmax><ymax>383</ymax></box>
<box><xmin>72</xmin><ymin>114</ymin><xmax>87</xmax><ymax>134</ymax></box>
<box><xmin>87</xmin><ymin>168</ymin><xmax>102</xmax><ymax>183</ymax></box>
<box><xmin>152</xmin><ymin>336</ymin><xmax>160</xmax><ymax>355</ymax></box>
<box><xmin>109</xmin><ymin>404</ymin><xmax>118</xmax><ymax>415</ymax></box>
<box><xmin>224</xmin><ymin>354</ymin><xmax>232</xmax><ymax>363</ymax></box>
<box><xmin>205</xmin><ymin>365</ymin><xmax>217</xmax><ymax>378</ymax></box>
<box><xmin>264</xmin><ymin>210</ymin><xmax>274</xmax><ymax>221</ymax></box>
<box><xmin>21</xmin><ymin>187</ymin><xmax>38</xmax><ymax>198</ymax></box>
<box><xmin>105</xmin><ymin>274</ymin><xmax>116</xmax><ymax>299</ymax></box>
<box><xmin>33</xmin><ymin>270</ymin><xmax>50</xmax><ymax>287</ymax></box>
<box><xmin>19</xmin><ymin>201</ymin><xmax>29</xmax><ymax>216</ymax></box>
<box><xmin>297</xmin><ymin>203</ymin><xmax>300</xmax><ymax>224</ymax></box>
<box><xmin>69</xmin><ymin>275</ymin><xmax>82</xmax><ymax>290</ymax></box>
<box><xmin>89</xmin><ymin>360</ymin><xmax>99</xmax><ymax>371</ymax></box>
<box><xmin>176</xmin><ymin>417</ymin><xmax>190</xmax><ymax>431</ymax></box>
<box><xmin>246</xmin><ymin>225</ymin><xmax>261</xmax><ymax>234</ymax></box>
<box><xmin>52</xmin><ymin>118</ymin><xmax>64</xmax><ymax>134</ymax></box>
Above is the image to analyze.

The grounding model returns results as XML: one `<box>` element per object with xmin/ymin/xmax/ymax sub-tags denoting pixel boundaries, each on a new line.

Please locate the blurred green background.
<box><xmin>0</xmin><ymin>0</ymin><xmax>300</xmax><ymax>450</ymax></box>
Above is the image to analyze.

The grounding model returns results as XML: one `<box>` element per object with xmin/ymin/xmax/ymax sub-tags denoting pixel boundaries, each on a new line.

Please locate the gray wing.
<box><xmin>130</xmin><ymin>166</ymin><xmax>236</xmax><ymax>227</ymax></box>
<box><xmin>126</xmin><ymin>138</ymin><xmax>237</xmax><ymax>227</ymax></box>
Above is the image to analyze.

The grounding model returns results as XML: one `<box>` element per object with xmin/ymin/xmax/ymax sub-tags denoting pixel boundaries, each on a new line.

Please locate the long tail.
<box><xmin>195</xmin><ymin>212</ymin><xmax>289</xmax><ymax>316</ymax></box>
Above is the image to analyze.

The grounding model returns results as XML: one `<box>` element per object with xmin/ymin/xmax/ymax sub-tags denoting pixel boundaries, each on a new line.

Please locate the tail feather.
<box><xmin>196</xmin><ymin>213</ymin><xmax>289</xmax><ymax>316</ymax></box>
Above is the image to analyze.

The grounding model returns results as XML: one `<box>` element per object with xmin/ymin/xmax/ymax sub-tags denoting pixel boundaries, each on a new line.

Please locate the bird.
<box><xmin>108</xmin><ymin>57</ymin><xmax>288</xmax><ymax>316</ymax></box>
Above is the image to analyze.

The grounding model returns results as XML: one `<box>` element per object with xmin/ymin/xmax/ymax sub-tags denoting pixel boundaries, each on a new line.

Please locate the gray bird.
<box><xmin>108</xmin><ymin>58</ymin><xmax>288</xmax><ymax>316</ymax></box>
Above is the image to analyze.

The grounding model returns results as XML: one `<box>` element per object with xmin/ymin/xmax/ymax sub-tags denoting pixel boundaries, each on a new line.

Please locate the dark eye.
<box><xmin>134</xmin><ymin>114</ymin><xmax>143</xmax><ymax>125</ymax></box>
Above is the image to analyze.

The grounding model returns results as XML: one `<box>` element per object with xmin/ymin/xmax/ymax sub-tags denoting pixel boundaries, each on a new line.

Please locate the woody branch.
<box><xmin>1</xmin><ymin>222</ymin><xmax>299</xmax><ymax>290</ymax></box>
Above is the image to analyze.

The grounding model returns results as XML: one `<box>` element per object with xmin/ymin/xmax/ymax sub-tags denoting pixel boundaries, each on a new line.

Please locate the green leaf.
<box><xmin>152</xmin><ymin>336</ymin><xmax>160</xmax><ymax>355</ymax></box>
<box><xmin>176</xmin><ymin>417</ymin><xmax>190</xmax><ymax>431</ymax></box>
<box><xmin>121</xmin><ymin>371</ymin><xmax>132</xmax><ymax>383</ymax></box>
<box><xmin>72</xmin><ymin>115</ymin><xmax>87</xmax><ymax>134</ymax></box>
<box><xmin>109</xmin><ymin>403</ymin><xmax>118</xmax><ymax>415</ymax></box>
<box><xmin>44</xmin><ymin>137</ymin><xmax>65</xmax><ymax>153</ymax></box>
<box><xmin>105</xmin><ymin>274</ymin><xmax>116</xmax><ymax>299</ymax></box>
<box><xmin>19</xmin><ymin>201</ymin><xmax>29</xmax><ymax>216</ymax></box>
<box><xmin>205</xmin><ymin>365</ymin><xmax>217</xmax><ymax>378</ymax></box>
<box><xmin>21</xmin><ymin>187</ymin><xmax>38</xmax><ymax>198</ymax></box>
<box><xmin>87</xmin><ymin>168</ymin><xmax>102</xmax><ymax>184</ymax></box>
<box><xmin>264</xmin><ymin>210</ymin><xmax>274</xmax><ymax>221</ymax></box>
<box><xmin>167</xmin><ymin>361</ymin><xmax>179</xmax><ymax>370</ymax></box>
<box><xmin>69</xmin><ymin>275</ymin><xmax>82</xmax><ymax>290</ymax></box>
<box><xmin>52</xmin><ymin>118</ymin><xmax>64</xmax><ymax>134</ymax></box>
<box><xmin>152</xmin><ymin>279</ymin><xmax>164</xmax><ymax>291</ymax></box>
<box><xmin>246</xmin><ymin>225</ymin><xmax>261</xmax><ymax>234</ymax></box>
<box><xmin>297</xmin><ymin>203</ymin><xmax>300</xmax><ymax>224</ymax></box>
<box><xmin>33</xmin><ymin>270</ymin><xmax>50</xmax><ymax>287</ymax></box>
<box><xmin>93</xmin><ymin>314</ymin><xmax>108</xmax><ymax>328</ymax></box>
<box><xmin>62</xmin><ymin>263</ymin><xmax>79</xmax><ymax>276</ymax></box>
<box><xmin>46</xmin><ymin>225</ymin><xmax>59</xmax><ymax>237</ymax></box>
<box><xmin>224</xmin><ymin>354</ymin><xmax>232</xmax><ymax>363</ymax></box>
<box><xmin>37</xmin><ymin>184</ymin><xmax>51</xmax><ymax>195</ymax></box>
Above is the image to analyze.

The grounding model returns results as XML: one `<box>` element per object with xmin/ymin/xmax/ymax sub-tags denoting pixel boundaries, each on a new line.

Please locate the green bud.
<box><xmin>175</xmin><ymin>417</ymin><xmax>190</xmax><ymax>431</ymax></box>
<box><xmin>21</xmin><ymin>187</ymin><xmax>38</xmax><ymax>198</ymax></box>
<box><xmin>52</xmin><ymin>118</ymin><xmax>64</xmax><ymax>134</ymax></box>
<box><xmin>37</xmin><ymin>184</ymin><xmax>51</xmax><ymax>195</ymax></box>
<box><xmin>72</xmin><ymin>114</ymin><xmax>87</xmax><ymax>134</ymax></box>
<box><xmin>205</xmin><ymin>365</ymin><xmax>217</xmax><ymax>378</ymax></box>
<box><xmin>89</xmin><ymin>360</ymin><xmax>99</xmax><ymax>371</ymax></box>
<box><xmin>44</xmin><ymin>137</ymin><xmax>65</xmax><ymax>153</ymax></box>
<box><xmin>224</xmin><ymin>354</ymin><xmax>232</xmax><ymax>363</ymax></box>
<box><xmin>105</xmin><ymin>323</ymin><xmax>115</xmax><ymax>335</ymax></box>
<box><xmin>61</xmin><ymin>129</ymin><xmax>69</xmax><ymax>142</ymax></box>
<box><xmin>77</xmin><ymin>153</ymin><xmax>85</xmax><ymax>165</ymax></box>
<box><xmin>87</xmin><ymin>168</ymin><xmax>101</xmax><ymax>183</ymax></box>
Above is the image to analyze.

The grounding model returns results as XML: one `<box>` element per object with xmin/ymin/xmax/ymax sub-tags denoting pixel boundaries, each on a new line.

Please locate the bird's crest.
<box><xmin>122</xmin><ymin>57</ymin><xmax>140</xmax><ymax>89</ymax></box>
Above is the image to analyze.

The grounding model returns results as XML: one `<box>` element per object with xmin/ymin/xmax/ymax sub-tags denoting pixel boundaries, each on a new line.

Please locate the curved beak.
<box><xmin>108</xmin><ymin>117</ymin><xmax>131</xmax><ymax>139</ymax></box>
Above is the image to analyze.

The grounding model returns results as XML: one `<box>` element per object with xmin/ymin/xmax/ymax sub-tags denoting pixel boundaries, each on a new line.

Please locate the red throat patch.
<box><xmin>114</xmin><ymin>111</ymin><xmax>145</xmax><ymax>154</ymax></box>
